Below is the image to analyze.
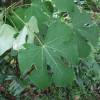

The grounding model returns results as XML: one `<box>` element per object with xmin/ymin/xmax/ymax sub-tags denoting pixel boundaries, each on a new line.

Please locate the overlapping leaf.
<box><xmin>71</xmin><ymin>7</ymin><xmax>99</xmax><ymax>46</ymax></box>
<box><xmin>13</xmin><ymin>16</ymin><xmax>39</xmax><ymax>50</ymax></box>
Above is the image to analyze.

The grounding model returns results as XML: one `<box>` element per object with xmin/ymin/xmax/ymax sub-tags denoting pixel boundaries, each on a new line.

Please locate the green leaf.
<box><xmin>18</xmin><ymin>20</ymin><xmax>76</xmax><ymax>88</ymax></box>
<box><xmin>77</xmin><ymin>24</ymin><xmax>99</xmax><ymax>46</ymax></box>
<box><xmin>0</xmin><ymin>24</ymin><xmax>16</xmax><ymax>55</ymax></box>
<box><xmin>53</xmin><ymin>0</ymin><xmax>74</xmax><ymax>12</ymax></box>
<box><xmin>71</xmin><ymin>7</ymin><xmax>92</xmax><ymax>28</ymax></box>
<box><xmin>9</xmin><ymin>7</ymin><xmax>26</xmax><ymax>30</ymax></box>
<box><xmin>25</xmin><ymin>3</ymin><xmax>49</xmax><ymax>25</ymax></box>
<box><xmin>71</xmin><ymin>7</ymin><xmax>99</xmax><ymax>46</ymax></box>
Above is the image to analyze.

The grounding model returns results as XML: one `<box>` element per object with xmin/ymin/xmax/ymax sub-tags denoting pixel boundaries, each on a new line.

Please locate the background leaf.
<box><xmin>0</xmin><ymin>24</ymin><xmax>16</xmax><ymax>55</ymax></box>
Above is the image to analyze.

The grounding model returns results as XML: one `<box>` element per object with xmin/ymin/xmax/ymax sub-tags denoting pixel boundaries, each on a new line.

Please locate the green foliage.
<box><xmin>53</xmin><ymin>0</ymin><xmax>74</xmax><ymax>12</ymax></box>
<box><xmin>0</xmin><ymin>0</ymin><xmax>100</xmax><ymax>99</ymax></box>
<box><xmin>0</xmin><ymin>0</ymin><xmax>99</xmax><ymax>88</ymax></box>
<box><xmin>17</xmin><ymin>0</ymin><xmax>99</xmax><ymax>89</ymax></box>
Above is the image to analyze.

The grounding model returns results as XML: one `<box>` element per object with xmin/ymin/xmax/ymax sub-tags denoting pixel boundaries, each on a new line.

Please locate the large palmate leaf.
<box><xmin>53</xmin><ymin>0</ymin><xmax>74</xmax><ymax>12</ymax></box>
<box><xmin>18</xmin><ymin>4</ymin><xmax>99</xmax><ymax>89</ymax></box>
<box><xmin>0</xmin><ymin>24</ymin><xmax>16</xmax><ymax>55</ymax></box>
<box><xmin>18</xmin><ymin>20</ymin><xmax>76</xmax><ymax>88</ymax></box>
